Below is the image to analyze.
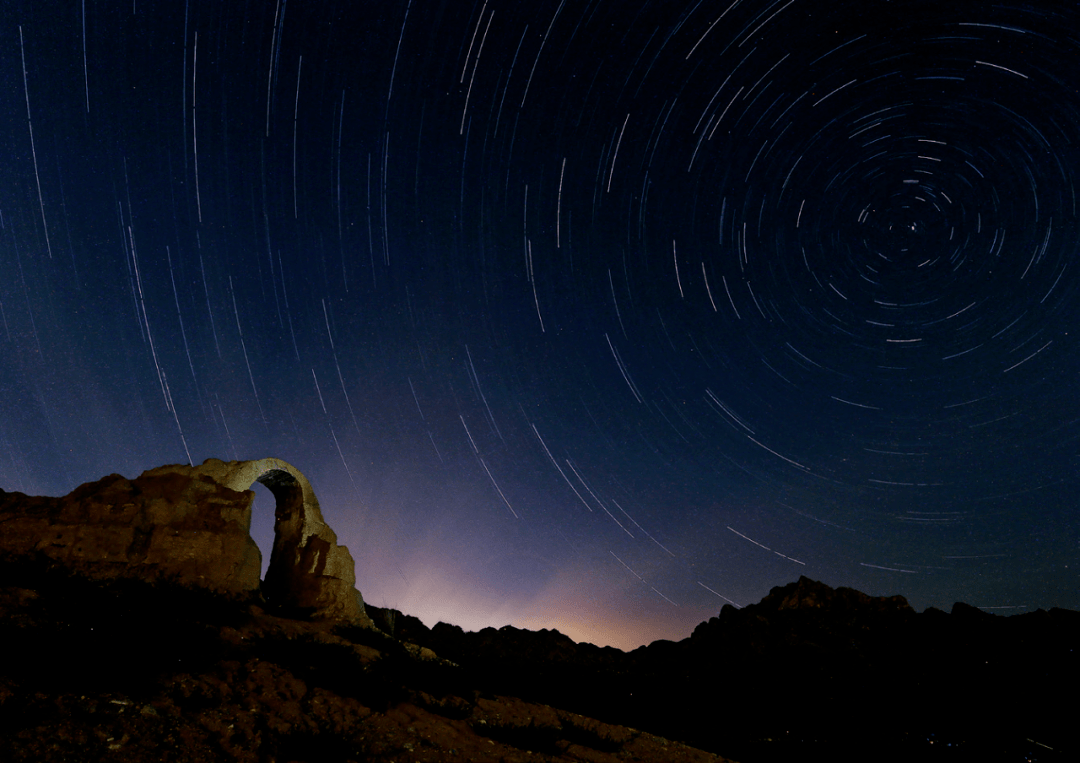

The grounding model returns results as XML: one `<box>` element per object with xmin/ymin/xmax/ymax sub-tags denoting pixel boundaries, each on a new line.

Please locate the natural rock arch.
<box><xmin>143</xmin><ymin>458</ymin><xmax>371</xmax><ymax>625</ymax></box>
<box><xmin>0</xmin><ymin>457</ymin><xmax>371</xmax><ymax>626</ymax></box>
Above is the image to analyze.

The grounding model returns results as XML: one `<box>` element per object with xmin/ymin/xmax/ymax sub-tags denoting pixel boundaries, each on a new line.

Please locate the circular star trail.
<box><xmin>0</xmin><ymin>0</ymin><xmax>1077</xmax><ymax>648</ymax></box>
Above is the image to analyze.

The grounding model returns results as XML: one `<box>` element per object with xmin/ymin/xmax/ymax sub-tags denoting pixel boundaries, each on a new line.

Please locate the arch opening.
<box><xmin>246</xmin><ymin>466</ymin><xmax>307</xmax><ymax>607</ymax></box>
<box><xmin>249</xmin><ymin>481</ymin><xmax>276</xmax><ymax>579</ymax></box>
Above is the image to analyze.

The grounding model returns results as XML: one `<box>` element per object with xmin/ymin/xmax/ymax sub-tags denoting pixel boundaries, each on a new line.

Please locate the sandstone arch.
<box><xmin>143</xmin><ymin>458</ymin><xmax>371</xmax><ymax>625</ymax></box>
<box><xmin>0</xmin><ymin>457</ymin><xmax>371</xmax><ymax>626</ymax></box>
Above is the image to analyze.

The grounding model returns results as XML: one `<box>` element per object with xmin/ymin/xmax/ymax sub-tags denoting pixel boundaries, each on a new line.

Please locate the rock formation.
<box><xmin>1</xmin><ymin>459</ymin><xmax>733</xmax><ymax>762</ymax></box>
<box><xmin>0</xmin><ymin>457</ymin><xmax>371</xmax><ymax>626</ymax></box>
<box><xmin>1</xmin><ymin>463</ymin><xmax>1076</xmax><ymax>762</ymax></box>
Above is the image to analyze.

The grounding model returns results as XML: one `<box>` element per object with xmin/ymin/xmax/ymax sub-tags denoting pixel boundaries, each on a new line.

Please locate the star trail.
<box><xmin>1</xmin><ymin>0</ymin><xmax>1077</xmax><ymax>649</ymax></box>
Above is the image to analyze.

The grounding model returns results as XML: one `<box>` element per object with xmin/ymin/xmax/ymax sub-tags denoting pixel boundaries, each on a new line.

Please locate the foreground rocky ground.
<box><xmin>4</xmin><ymin>566</ymin><xmax>1076</xmax><ymax>763</ymax></box>
<box><xmin>0</xmin><ymin>566</ymin><xmax>728</xmax><ymax>763</ymax></box>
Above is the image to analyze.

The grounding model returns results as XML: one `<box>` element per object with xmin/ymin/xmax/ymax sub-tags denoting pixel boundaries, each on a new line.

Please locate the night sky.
<box><xmin>2</xmin><ymin>0</ymin><xmax>1078</xmax><ymax>650</ymax></box>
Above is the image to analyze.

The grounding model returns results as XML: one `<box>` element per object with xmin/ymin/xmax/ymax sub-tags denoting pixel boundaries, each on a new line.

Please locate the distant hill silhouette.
<box><xmin>369</xmin><ymin>575</ymin><xmax>1077</xmax><ymax>762</ymax></box>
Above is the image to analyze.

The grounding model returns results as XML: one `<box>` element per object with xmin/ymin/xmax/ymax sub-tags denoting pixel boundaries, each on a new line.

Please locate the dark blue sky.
<box><xmin>1</xmin><ymin>0</ymin><xmax>1077</xmax><ymax>648</ymax></box>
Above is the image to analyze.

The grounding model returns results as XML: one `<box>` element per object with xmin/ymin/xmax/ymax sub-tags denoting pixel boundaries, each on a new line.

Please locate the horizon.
<box><xmin>7</xmin><ymin>461</ymin><xmax>1046</xmax><ymax>652</ymax></box>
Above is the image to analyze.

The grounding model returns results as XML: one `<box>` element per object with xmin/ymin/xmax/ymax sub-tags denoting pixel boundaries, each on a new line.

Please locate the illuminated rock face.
<box><xmin>0</xmin><ymin>457</ymin><xmax>371</xmax><ymax>626</ymax></box>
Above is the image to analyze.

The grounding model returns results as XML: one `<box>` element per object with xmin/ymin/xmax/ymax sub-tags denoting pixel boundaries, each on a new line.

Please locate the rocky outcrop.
<box><xmin>752</xmin><ymin>574</ymin><xmax>914</xmax><ymax>614</ymax></box>
<box><xmin>0</xmin><ymin>458</ymin><xmax>370</xmax><ymax>626</ymax></box>
<box><xmin>0</xmin><ymin>467</ymin><xmax>260</xmax><ymax>594</ymax></box>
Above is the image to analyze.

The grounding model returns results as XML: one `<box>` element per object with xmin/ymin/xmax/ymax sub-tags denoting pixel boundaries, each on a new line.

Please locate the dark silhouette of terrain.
<box><xmin>0</xmin><ymin>561</ymin><xmax>725</xmax><ymax>763</ymax></box>
<box><xmin>370</xmin><ymin>576</ymin><xmax>1077</xmax><ymax>763</ymax></box>
<box><xmin>2</xmin><ymin>561</ymin><xmax>1075</xmax><ymax>762</ymax></box>
<box><xmin>1</xmin><ymin>467</ymin><xmax>1075</xmax><ymax>762</ymax></box>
